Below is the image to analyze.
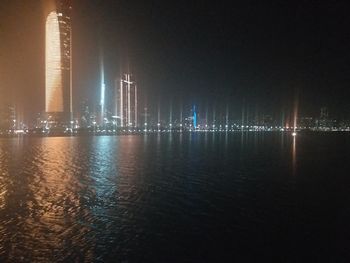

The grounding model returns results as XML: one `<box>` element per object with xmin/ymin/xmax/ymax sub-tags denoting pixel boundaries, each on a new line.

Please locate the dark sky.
<box><xmin>1</xmin><ymin>0</ymin><xmax>349</xmax><ymax>122</ymax></box>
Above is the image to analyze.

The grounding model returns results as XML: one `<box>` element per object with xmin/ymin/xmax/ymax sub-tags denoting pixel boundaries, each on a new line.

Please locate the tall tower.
<box><xmin>118</xmin><ymin>74</ymin><xmax>138</xmax><ymax>127</ymax></box>
<box><xmin>45</xmin><ymin>0</ymin><xmax>72</xmax><ymax>123</ymax></box>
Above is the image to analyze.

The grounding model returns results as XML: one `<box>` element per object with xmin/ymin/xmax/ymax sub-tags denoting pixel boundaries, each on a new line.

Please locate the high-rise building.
<box><xmin>0</xmin><ymin>105</ymin><xmax>16</xmax><ymax>131</ymax></box>
<box><xmin>117</xmin><ymin>74</ymin><xmax>138</xmax><ymax>127</ymax></box>
<box><xmin>318</xmin><ymin>107</ymin><xmax>331</xmax><ymax>129</ymax></box>
<box><xmin>79</xmin><ymin>100</ymin><xmax>90</xmax><ymax>128</ymax></box>
<box><xmin>45</xmin><ymin>0</ymin><xmax>72</xmax><ymax>123</ymax></box>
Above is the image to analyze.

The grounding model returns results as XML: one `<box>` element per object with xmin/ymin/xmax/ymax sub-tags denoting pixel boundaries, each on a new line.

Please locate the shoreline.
<box><xmin>0</xmin><ymin>129</ymin><xmax>349</xmax><ymax>138</ymax></box>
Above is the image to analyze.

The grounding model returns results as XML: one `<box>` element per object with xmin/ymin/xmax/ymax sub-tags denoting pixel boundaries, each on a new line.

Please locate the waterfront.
<box><xmin>0</xmin><ymin>133</ymin><xmax>349</xmax><ymax>262</ymax></box>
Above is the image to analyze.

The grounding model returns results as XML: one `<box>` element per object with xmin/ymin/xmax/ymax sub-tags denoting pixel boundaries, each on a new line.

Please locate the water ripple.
<box><xmin>0</xmin><ymin>134</ymin><xmax>349</xmax><ymax>261</ymax></box>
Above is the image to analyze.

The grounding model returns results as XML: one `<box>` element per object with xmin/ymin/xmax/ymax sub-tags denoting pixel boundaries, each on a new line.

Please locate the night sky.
<box><xmin>0</xmin><ymin>0</ymin><xmax>349</xmax><ymax>122</ymax></box>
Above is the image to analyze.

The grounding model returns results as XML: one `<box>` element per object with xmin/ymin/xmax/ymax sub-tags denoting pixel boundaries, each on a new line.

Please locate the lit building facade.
<box><xmin>117</xmin><ymin>74</ymin><xmax>138</xmax><ymax>127</ymax></box>
<box><xmin>45</xmin><ymin>0</ymin><xmax>72</xmax><ymax>122</ymax></box>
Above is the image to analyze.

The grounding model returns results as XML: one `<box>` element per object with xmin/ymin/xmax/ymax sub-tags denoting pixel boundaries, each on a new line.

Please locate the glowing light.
<box><xmin>46</xmin><ymin>11</ymin><xmax>63</xmax><ymax>112</ymax></box>
<box><xmin>193</xmin><ymin>105</ymin><xmax>197</xmax><ymax>128</ymax></box>
<box><xmin>100</xmin><ymin>83</ymin><xmax>105</xmax><ymax>108</ymax></box>
<box><xmin>292</xmin><ymin>132</ymin><xmax>297</xmax><ymax>137</ymax></box>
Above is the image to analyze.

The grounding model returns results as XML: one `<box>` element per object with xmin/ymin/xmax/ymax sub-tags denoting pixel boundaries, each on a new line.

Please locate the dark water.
<box><xmin>0</xmin><ymin>133</ymin><xmax>349</xmax><ymax>262</ymax></box>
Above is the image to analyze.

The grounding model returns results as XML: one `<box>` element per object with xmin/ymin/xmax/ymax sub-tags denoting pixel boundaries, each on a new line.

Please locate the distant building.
<box><xmin>318</xmin><ymin>107</ymin><xmax>332</xmax><ymax>129</ymax></box>
<box><xmin>0</xmin><ymin>105</ymin><xmax>16</xmax><ymax>131</ymax></box>
<box><xmin>79</xmin><ymin>100</ymin><xmax>90</xmax><ymax>128</ymax></box>
<box><xmin>45</xmin><ymin>0</ymin><xmax>72</xmax><ymax>124</ymax></box>
<box><xmin>262</xmin><ymin>114</ymin><xmax>274</xmax><ymax>127</ymax></box>
<box><xmin>299</xmin><ymin>117</ymin><xmax>314</xmax><ymax>129</ymax></box>
<box><xmin>320</xmin><ymin>107</ymin><xmax>329</xmax><ymax>120</ymax></box>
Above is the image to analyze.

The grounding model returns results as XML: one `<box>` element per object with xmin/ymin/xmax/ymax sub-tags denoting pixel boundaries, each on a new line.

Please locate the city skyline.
<box><xmin>1</xmin><ymin>2</ymin><xmax>350</xmax><ymax>261</ymax></box>
<box><xmin>0</xmin><ymin>1</ymin><xmax>349</xmax><ymax>123</ymax></box>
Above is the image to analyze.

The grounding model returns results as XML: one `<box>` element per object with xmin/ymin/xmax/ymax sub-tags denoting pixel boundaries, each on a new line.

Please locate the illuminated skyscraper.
<box><xmin>117</xmin><ymin>74</ymin><xmax>138</xmax><ymax>127</ymax></box>
<box><xmin>45</xmin><ymin>0</ymin><xmax>72</xmax><ymax>121</ymax></box>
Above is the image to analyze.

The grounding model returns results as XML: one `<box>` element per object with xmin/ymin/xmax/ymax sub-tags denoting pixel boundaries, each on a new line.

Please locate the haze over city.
<box><xmin>1</xmin><ymin>0</ymin><xmax>349</xmax><ymax>124</ymax></box>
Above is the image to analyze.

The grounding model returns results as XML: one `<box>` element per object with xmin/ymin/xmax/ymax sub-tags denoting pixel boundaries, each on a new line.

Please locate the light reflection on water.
<box><xmin>0</xmin><ymin>133</ymin><xmax>349</xmax><ymax>262</ymax></box>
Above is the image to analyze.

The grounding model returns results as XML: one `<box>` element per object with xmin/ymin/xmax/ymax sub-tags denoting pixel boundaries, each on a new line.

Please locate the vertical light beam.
<box><xmin>69</xmin><ymin>18</ymin><xmax>73</xmax><ymax>119</ymax></box>
<box><xmin>120</xmin><ymin>77</ymin><xmax>124</xmax><ymax>127</ymax></box>
<box><xmin>100</xmin><ymin>48</ymin><xmax>105</xmax><ymax>124</ymax></box>
<box><xmin>193</xmin><ymin>105</ymin><xmax>197</xmax><ymax>129</ymax></box>
<box><xmin>127</xmin><ymin>74</ymin><xmax>131</xmax><ymax>127</ymax></box>
<box><xmin>135</xmin><ymin>83</ymin><xmax>138</xmax><ymax>127</ymax></box>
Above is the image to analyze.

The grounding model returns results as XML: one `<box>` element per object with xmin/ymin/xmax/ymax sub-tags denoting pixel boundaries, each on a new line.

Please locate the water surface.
<box><xmin>0</xmin><ymin>133</ymin><xmax>349</xmax><ymax>262</ymax></box>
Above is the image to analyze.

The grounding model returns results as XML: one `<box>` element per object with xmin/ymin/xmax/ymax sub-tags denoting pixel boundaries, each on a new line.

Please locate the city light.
<box><xmin>0</xmin><ymin>1</ymin><xmax>349</xmax><ymax>136</ymax></box>
<box><xmin>1</xmin><ymin>1</ymin><xmax>349</xmax><ymax>262</ymax></box>
<box><xmin>46</xmin><ymin>11</ymin><xmax>64</xmax><ymax>113</ymax></box>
